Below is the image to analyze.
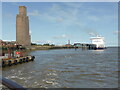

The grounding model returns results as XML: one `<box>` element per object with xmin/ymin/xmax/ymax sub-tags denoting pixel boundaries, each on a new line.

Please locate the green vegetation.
<box><xmin>43</xmin><ymin>43</ymin><xmax>55</xmax><ymax>46</ymax></box>
<box><xmin>31</xmin><ymin>43</ymin><xmax>55</xmax><ymax>46</ymax></box>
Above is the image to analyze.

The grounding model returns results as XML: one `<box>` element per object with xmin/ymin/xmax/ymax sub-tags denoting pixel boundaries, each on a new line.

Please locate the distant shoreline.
<box><xmin>107</xmin><ymin>46</ymin><xmax>119</xmax><ymax>48</ymax></box>
<box><xmin>1</xmin><ymin>46</ymin><xmax>119</xmax><ymax>55</ymax></box>
<box><xmin>0</xmin><ymin>45</ymin><xmax>77</xmax><ymax>54</ymax></box>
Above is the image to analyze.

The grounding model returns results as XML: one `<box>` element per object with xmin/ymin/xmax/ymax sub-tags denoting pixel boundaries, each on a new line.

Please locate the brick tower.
<box><xmin>16</xmin><ymin>6</ymin><xmax>31</xmax><ymax>46</ymax></box>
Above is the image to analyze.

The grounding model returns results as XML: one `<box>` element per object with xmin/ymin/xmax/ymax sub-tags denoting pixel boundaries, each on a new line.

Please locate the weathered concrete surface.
<box><xmin>16</xmin><ymin>6</ymin><xmax>31</xmax><ymax>46</ymax></box>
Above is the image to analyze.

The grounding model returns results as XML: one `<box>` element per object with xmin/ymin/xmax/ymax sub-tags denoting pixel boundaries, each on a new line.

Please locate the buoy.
<box><xmin>2</xmin><ymin>60</ymin><xmax>6</xmax><ymax>67</ymax></box>
<box><xmin>31</xmin><ymin>56</ymin><xmax>35</xmax><ymax>61</ymax></box>
<box><xmin>8</xmin><ymin>60</ymin><xmax>12</xmax><ymax>66</ymax></box>
<box><xmin>26</xmin><ymin>57</ymin><xmax>29</xmax><ymax>62</ymax></box>
<box><xmin>23</xmin><ymin>58</ymin><xmax>26</xmax><ymax>63</ymax></box>
<box><xmin>14</xmin><ymin>60</ymin><xmax>18</xmax><ymax>65</ymax></box>
<box><xmin>19</xmin><ymin>59</ymin><xmax>23</xmax><ymax>64</ymax></box>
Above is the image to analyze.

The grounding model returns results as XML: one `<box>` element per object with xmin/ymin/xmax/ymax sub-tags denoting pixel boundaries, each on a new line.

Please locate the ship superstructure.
<box><xmin>90</xmin><ymin>35</ymin><xmax>106</xmax><ymax>49</ymax></box>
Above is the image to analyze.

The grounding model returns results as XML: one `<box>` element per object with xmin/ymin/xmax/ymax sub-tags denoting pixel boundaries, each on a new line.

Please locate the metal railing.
<box><xmin>2</xmin><ymin>77</ymin><xmax>27</xmax><ymax>90</ymax></box>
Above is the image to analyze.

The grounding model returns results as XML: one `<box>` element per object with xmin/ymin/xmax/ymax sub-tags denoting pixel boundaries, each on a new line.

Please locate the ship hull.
<box><xmin>95</xmin><ymin>47</ymin><xmax>107</xmax><ymax>50</ymax></box>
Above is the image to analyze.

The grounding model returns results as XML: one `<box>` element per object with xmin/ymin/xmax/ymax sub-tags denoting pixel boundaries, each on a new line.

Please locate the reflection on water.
<box><xmin>2</xmin><ymin>47</ymin><xmax>118</xmax><ymax>88</ymax></box>
<box><xmin>93</xmin><ymin>50</ymin><xmax>104</xmax><ymax>52</ymax></box>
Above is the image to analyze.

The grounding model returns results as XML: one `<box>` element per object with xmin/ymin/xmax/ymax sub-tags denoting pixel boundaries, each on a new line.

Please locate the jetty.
<box><xmin>1</xmin><ymin>55</ymin><xmax>35</xmax><ymax>67</ymax></box>
<box><xmin>74</xmin><ymin>43</ymin><xmax>97</xmax><ymax>50</ymax></box>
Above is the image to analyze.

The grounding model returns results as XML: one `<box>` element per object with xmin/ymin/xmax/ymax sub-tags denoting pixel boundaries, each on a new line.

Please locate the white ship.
<box><xmin>90</xmin><ymin>35</ymin><xmax>106</xmax><ymax>49</ymax></box>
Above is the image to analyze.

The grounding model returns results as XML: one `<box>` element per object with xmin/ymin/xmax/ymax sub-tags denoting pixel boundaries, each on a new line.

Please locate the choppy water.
<box><xmin>2</xmin><ymin>47</ymin><xmax>119</xmax><ymax>88</ymax></box>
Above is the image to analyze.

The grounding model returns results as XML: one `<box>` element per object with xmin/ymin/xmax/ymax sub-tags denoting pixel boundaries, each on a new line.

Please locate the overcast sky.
<box><xmin>2</xmin><ymin>2</ymin><xmax>118</xmax><ymax>46</ymax></box>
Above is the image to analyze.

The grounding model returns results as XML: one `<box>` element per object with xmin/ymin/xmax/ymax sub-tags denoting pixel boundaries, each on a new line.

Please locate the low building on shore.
<box><xmin>0</xmin><ymin>40</ymin><xmax>19</xmax><ymax>47</ymax></box>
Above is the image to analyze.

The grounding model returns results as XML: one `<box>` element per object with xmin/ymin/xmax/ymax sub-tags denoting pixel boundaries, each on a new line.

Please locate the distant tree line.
<box><xmin>31</xmin><ymin>43</ymin><xmax>55</xmax><ymax>46</ymax></box>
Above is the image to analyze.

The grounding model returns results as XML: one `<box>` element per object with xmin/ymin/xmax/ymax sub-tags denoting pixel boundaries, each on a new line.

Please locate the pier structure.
<box><xmin>2</xmin><ymin>56</ymin><xmax>35</xmax><ymax>67</ymax></box>
<box><xmin>16</xmin><ymin>6</ymin><xmax>31</xmax><ymax>46</ymax></box>
<box><xmin>74</xmin><ymin>43</ymin><xmax>97</xmax><ymax>50</ymax></box>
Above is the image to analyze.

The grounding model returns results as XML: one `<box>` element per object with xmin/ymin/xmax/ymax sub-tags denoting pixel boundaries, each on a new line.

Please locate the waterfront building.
<box><xmin>65</xmin><ymin>40</ymin><xmax>72</xmax><ymax>47</ymax></box>
<box><xmin>16</xmin><ymin>6</ymin><xmax>31</xmax><ymax>46</ymax></box>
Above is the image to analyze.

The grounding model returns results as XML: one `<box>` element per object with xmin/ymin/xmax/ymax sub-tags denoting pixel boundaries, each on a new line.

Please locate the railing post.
<box><xmin>2</xmin><ymin>77</ymin><xmax>27</xmax><ymax>90</ymax></box>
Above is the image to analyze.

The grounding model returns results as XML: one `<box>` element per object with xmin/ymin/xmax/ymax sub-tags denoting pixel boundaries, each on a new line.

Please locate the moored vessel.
<box><xmin>0</xmin><ymin>51</ymin><xmax>35</xmax><ymax>67</ymax></box>
<box><xmin>90</xmin><ymin>35</ymin><xmax>106</xmax><ymax>49</ymax></box>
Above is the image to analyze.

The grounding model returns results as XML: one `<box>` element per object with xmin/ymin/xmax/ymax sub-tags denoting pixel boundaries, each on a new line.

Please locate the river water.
<box><xmin>2</xmin><ymin>47</ymin><xmax>119</xmax><ymax>88</ymax></box>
